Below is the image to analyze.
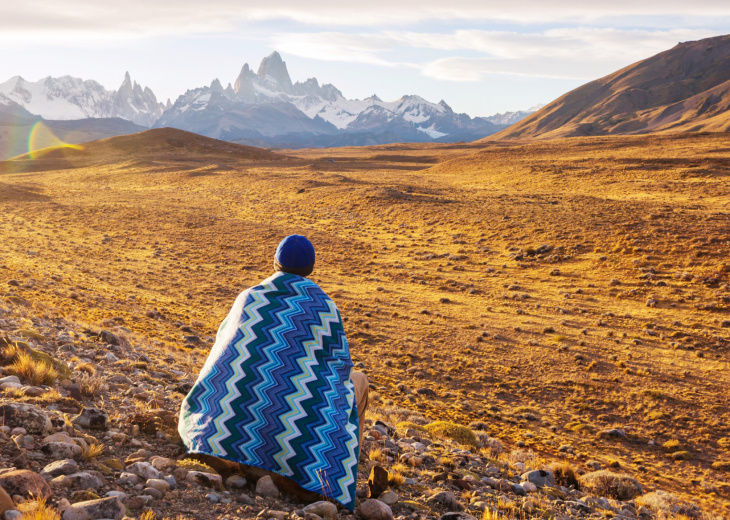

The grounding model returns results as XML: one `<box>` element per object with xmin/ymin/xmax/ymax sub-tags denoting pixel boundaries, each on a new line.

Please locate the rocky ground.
<box><xmin>0</xmin><ymin>302</ymin><xmax>714</xmax><ymax>520</ymax></box>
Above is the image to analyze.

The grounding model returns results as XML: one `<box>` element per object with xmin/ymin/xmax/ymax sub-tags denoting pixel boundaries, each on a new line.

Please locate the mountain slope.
<box><xmin>491</xmin><ymin>34</ymin><xmax>730</xmax><ymax>140</ymax></box>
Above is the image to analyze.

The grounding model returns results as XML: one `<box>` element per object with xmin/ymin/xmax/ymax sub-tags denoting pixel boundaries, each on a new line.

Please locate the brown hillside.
<box><xmin>491</xmin><ymin>34</ymin><xmax>730</xmax><ymax>140</ymax></box>
<box><xmin>0</xmin><ymin>127</ymin><xmax>286</xmax><ymax>174</ymax></box>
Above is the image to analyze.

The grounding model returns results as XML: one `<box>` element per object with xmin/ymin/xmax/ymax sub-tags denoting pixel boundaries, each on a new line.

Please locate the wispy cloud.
<box><xmin>2</xmin><ymin>1</ymin><xmax>730</xmax><ymax>37</ymax></box>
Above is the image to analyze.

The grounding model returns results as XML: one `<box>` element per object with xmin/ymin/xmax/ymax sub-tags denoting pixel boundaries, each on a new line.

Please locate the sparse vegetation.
<box><xmin>425</xmin><ymin>421</ymin><xmax>479</xmax><ymax>448</ymax></box>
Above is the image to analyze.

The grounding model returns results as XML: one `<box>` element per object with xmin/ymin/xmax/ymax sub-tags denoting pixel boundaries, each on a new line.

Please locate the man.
<box><xmin>179</xmin><ymin>235</ymin><xmax>368</xmax><ymax>511</ymax></box>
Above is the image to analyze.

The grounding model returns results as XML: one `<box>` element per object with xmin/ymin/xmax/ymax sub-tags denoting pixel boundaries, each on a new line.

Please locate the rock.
<box><xmin>224</xmin><ymin>475</ymin><xmax>247</xmax><ymax>490</ymax></box>
<box><xmin>416</xmin><ymin>387</ymin><xmax>436</xmax><ymax>397</ymax></box>
<box><xmin>72</xmin><ymin>408</ymin><xmax>108</xmax><ymax>431</ymax></box>
<box><xmin>0</xmin><ymin>382</ymin><xmax>21</xmax><ymax>391</ymax></box>
<box><xmin>439</xmin><ymin>514</ymin><xmax>479</xmax><ymax>520</ymax></box>
<box><xmin>255</xmin><ymin>475</ymin><xmax>280</xmax><ymax>498</ymax></box>
<box><xmin>66</xmin><ymin>472</ymin><xmax>103</xmax><ymax>490</ymax></box>
<box><xmin>61</xmin><ymin>496</ymin><xmax>125</xmax><ymax>520</ymax></box>
<box><xmin>0</xmin><ymin>376</ymin><xmax>20</xmax><ymax>385</ymax></box>
<box><xmin>521</xmin><ymin>470</ymin><xmax>555</xmax><ymax>488</ymax></box>
<box><xmin>104</xmin><ymin>353</ymin><xmax>118</xmax><ymax>362</ymax></box>
<box><xmin>117</xmin><ymin>472</ymin><xmax>140</xmax><ymax>486</ymax></box>
<box><xmin>4</xmin><ymin>511</ymin><xmax>22</xmax><ymax>520</ymax></box>
<box><xmin>522</xmin><ymin>481</ymin><xmax>537</xmax><ymax>493</ymax></box>
<box><xmin>0</xmin><ymin>487</ymin><xmax>14</xmax><ymax>515</ymax></box>
<box><xmin>427</xmin><ymin>491</ymin><xmax>463</xmax><ymax>512</ymax></box>
<box><xmin>41</xmin><ymin>442</ymin><xmax>82</xmax><ymax>460</ymax></box>
<box><xmin>510</xmin><ymin>484</ymin><xmax>526</xmax><ymax>496</ymax></box>
<box><xmin>126</xmin><ymin>462</ymin><xmax>160</xmax><ymax>480</ymax></box>
<box><xmin>303</xmin><ymin>501</ymin><xmax>338</xmax><ymax>519</ymax></box>
<box><xmin>104</xmin><ymin>491</ymin><xmax>128</xmax><ymax>501</ymax></box>
<box><xmin>186</xmin><ymin>471</ymin><xmax>222</xmax><ymax>491</ymax></box>
<box><xmin>129</xmin><ymin>409</ymin><xmax>177</xmax><ymax>434</ymax></box>
<box><xmin>357</xmin><ymin>499</ymin><xmax>393</xmax><ymax>520</ymax></box>
<box><xmin>0</xmin><ymin>470</ymin><xmax>52</xmax><ymax>500</ymax></box>
<box><xmin>144</xmin><ymin>479</ymin><xmax>170</xmax><ymax>493</ymax></box>
<box><xmin>50</xmin><ymin>475</ymin><xmax>72</xmax><ymax>488</ymax></box>
<box><xmin>0</xmin><ymin>403</ymin><xmax>52</xmax><ymax>434</ymax></box>
<box><xmin>368</xmin><ymin>465</ymin><xmax>389</xmax><ymax>498</ymax></box>
<box><xmin>378</xmin><ymin>490</ymin><xmax>399</xmax><ymax>506</ymax></box>
<box><xmin>99</xmin><ymin>330</ymin><xmax>120</xmax><ymax>346</ymax></box>
<box><xmin>598</xmin><ymin>428</ymin><xmax>627</xmax><ymax>439</ymax></box>
<box><xmin>150</xmin><ymin>457</ymin><xmax>173</xmax><ymax>470</ymax></box>
<box><xmin>142</xmin><ymin>487</ymin><xmax>163</xmax><ymax>499</ymax></box>
<box><xmin>40</xmin><ymin>459</ymin><xmax>79</xmax><ymax>479</ymax></box>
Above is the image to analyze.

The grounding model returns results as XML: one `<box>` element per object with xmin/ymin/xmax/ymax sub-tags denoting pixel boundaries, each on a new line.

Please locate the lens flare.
<box><xmin>27</xmin><ymin>121</ymin><xmax>84</xmax><ymax>159</ymax></box>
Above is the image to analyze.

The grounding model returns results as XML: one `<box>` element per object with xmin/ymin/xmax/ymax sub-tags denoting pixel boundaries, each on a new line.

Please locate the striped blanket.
<box><xmin>178</xmin><ymin>271</ymin><xmax>359</xmax><ymax>510</ymax></box>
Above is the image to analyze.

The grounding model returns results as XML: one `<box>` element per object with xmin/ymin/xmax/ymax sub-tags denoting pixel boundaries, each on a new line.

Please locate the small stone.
<box><xmin>303</xmin><ymin>501</ymin><xmax>338</xmax><ymax>519</ymax></box>
<box><xmin>71</xmin><ymin>408</ymin><xmax>108</xmax><ymax>431</ymax></box>
<box><xmin>522</xmin><ymin>481</ymin><xmax>537</xmax><ymax>493</ymax></box>
<box><xmin>99</xmin><ymin>330</ymin><xmax>120</xmax><ymax>346</ymax></box>
<box><xmin>0</xmin><ymin>470</ymin><xmax>52</xmax><ymax>500</ymax></box>
<box><xmin>61</xmin><ymin>496</ymin><xmax>125</xmax><ymax>520</ymax></box>
<box><xmin>0</xmin><ymin>376</ymin><xmax>20</xmax><ymax>385</ymax></box>
<box><xmin>255</xmin><ymin>475</ymin><xmax>280</xmax><ymax>498</ymax></box>
<box><xmin>186</xmin><ymin>471</ymin><xmax>222</xmax><ymax>491</ymax></box>
<box><xmin>427</xmin><ymin>491</ymin><xmax>463</xmax><ymax>512</ymax></box>
<box><xmin>356</xmin><ymin>499</ymin><xmax>393</xmax><ymax>520</ymax></box>
<box><xmin>144</xmin><ymin>479</ymin><xmax>170</xmax><ymax>493</ymax></box>
<box><xmin>378</xmin><ymin>490</ymin><xmax>399</xmax><ymax>506</ymax></box>
<box><xmin>126</xmin><ymin>462</ymin><xmax>160</xmax><ymax>480</ymax></box>
<box><xmin>224</xmin><ymin>475</ymin><xmax>247</xmax><ymax>490</ymax></box>
<box><xmin>4</xmin><ymin>511</ymin><xmax>22</xmax><ymax>520</ymax></box>
<box><xmin>438</xmin><ymin>514</ymin><xmax>478</xmax><ymax>520</ymax></box>
<box><xmin>598</xmin><ymin>428</ymin><xmax>627</xmax><ymax>439</ymax></box>
<box><xmin>104</xmin><ymin>491</ymin><xmax>128</xmax><ymax>501</ymax></box>
<box><xmin>142</xmin><ymin>488</ymin><xmax>163</xmax><ymax>500</ymax></box>
<box><xmin>40</xmin><ymin>459</ymin><xmax>79</xmax><ymax>479</ymax></box>
<box><xmin>150</xmin><ymin>457</ymin><xmax>173</xmax><ymax>470</ymax></box>
<box><xmin>41</xmin><ymin>442</ymin><xmax>82</xmax><ymax>460</ymax></box>
<box><xmin>66</xmin><ymin>472</ymin><xmax>103</xmax><ymax>490</ymax></box>
<box><xmin>104</xmin><ymin>353</ymin><xmax>118</xmax><ymax>362</ymax></box>
<box><xmin>117</xmin><ymin>472</ymin><xmax>140</xmax><ymax>486</ymax></box>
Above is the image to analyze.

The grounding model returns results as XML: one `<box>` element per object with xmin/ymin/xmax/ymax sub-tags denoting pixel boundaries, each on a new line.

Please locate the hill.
<box><xmin>491</xmin><ymin>34</ymin><xmax>730</xmax><ymax>140</ymax></box>
<box><xmin>0</xmin><ymin>127</ymin><xmax>286</xmax><ymax>173</ymax></box>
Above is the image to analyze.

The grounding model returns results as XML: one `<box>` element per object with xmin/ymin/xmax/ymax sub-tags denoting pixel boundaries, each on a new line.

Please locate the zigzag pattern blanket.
<box><xmin>179</xmin><ymin>272</ymin><xmax>359</xmax><ymax>510</ymax></box>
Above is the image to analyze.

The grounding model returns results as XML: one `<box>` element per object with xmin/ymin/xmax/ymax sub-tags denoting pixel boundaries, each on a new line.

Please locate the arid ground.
<box><xmin>1</xmin><ymin>129</ymin><xmax>729</xmax><ymax>514</ymax></box>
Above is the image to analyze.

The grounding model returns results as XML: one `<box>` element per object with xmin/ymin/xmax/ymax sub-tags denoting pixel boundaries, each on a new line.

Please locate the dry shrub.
<box><xmin>579</xmin><ymin>470</ymin><xmax>643</xmax><ymax>500</ymax></box>
<box><xmin>637</xmin><ymin>490</ymin><xmax>702</xmax><ymax>519</ymax></box>
<box><xmin>17</xmin><ymin>499</ymin><xmax>61</xmax><ymax>520</ymax></box>
<box><xmin>81</xmin><ymin>442</ymin><xmax>105</xmax><ymax>461</ymax></box>
<box><xmin>75</xmin><ymin>362</ymin><xmax>96</xmax><ymax>375</ymax></box>
<box><xmin>369</xmin><ymin>448</ymin><xmax>386</xmax><ymax>462</ymax></box>
<box><xmin>8</xmin><ymin>352</ymin><xmax>59</xmax><ymax>386</ymax></box>
<box><xmin>505</xmin><ymin>449</ymin><xmax>540</xmax><ymax>467</ymax></box>
<box><xmin>551</xmin><ymin>462</ymin><xmax>580</xmax><ymax>489</ymax></box>
<box><xmin>396</xmin><ymin>421</ymin><xmax>428</xmax><ymax>434</ymax></box>
<box><xmin>78</xmin><ymin>374</ymin><xmax>106</xmax><ymax>397</ymax></box>
<box><xmin>388</xmin><ymin>469</ymin><xmax>405</xmax><ymax>488</ymax></box>
<box><xmin>424</xmin><ymin>421</ymin><xmax>479</xmax><ymax>448</ymax></box>
<box><xmin>475</xmin><ymin>432</ymin><xmax>503</xmax><ymax>456</ymax></box>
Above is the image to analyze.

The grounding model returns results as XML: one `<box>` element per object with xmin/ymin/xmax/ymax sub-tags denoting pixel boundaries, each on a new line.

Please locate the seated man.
<box><xmin>179</xmin><ymin>235</ymin><xmax>368</xmax><ymax>511</ymax></box>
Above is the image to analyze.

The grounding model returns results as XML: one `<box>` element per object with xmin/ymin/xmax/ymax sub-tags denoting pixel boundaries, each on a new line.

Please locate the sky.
<box><xmin>1</xmin><ymin>1</ymin><xmax>729</xmax><ymax>117</ymax></box>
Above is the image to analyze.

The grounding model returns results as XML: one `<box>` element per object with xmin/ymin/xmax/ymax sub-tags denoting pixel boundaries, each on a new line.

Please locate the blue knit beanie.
<box><xmin>275</xmin><ymin>235</ymin><xmax>315</xmax><ymax>269</ymax></box>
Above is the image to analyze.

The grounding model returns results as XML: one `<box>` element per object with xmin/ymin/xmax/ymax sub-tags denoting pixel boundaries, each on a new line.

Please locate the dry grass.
<box><xmin>7</xmin><ymin>352</ymin><xmax>59</xmax><ymax>386</ymax></box>
<box><xmin>425</xmin><ymin>421</ymin><xmax>479</xmax><ymax>448</ymax></box>
<box><xmin>17</xmin><ymin>499</ymin><xmax>61</xmax><ymax>520</ymax></box>
<box><xmin>579</xmin><ymin>470</ymin><xmax>643</xmax><ymax>500</ymax></box>
<box><xmin>80</xmin><ymin>442</ymin><xmax>105</xmax><ymax>461</ymax></box>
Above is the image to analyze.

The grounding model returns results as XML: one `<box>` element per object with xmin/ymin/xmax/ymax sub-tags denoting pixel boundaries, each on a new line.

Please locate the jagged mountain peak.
<box><xmin>257</xmin><ymin>51</ymin><xmax>292</xmax><ymax>91</ymax></box>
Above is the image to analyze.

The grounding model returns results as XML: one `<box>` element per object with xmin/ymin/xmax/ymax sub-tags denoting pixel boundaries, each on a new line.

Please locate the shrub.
<box><xmin>579</xmin><ymin>470</ymin><xmax>643</xmax><ymax>500</ymax></box>
<box><xmin>468</xmin><ymin>421</ymin><xmax>490</xmax><ymax>431</ymax></box>
<box><xmin>424</xmin><ymin>421</ymin><xmax>479</xmax><ymax>448</ymax></box>
<box><xmin>396</xmin><ymin>421</ymin><xmax>428</xmax><ymax>434</ymax></box>
<box><xmin>551</xmin><ymin>462</ymin><xmax>580</xmax><ymax>489</ymax></box>
<box><xmin>636</xmin><ymin>491</ymin><xmax>702</xmax><ymax>519</ymax></box>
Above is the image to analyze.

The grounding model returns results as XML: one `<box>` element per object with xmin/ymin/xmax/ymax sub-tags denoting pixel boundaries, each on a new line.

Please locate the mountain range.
<box><xmin>492</xmin><ymin>34</ymin><xmax>730</xmax><ymax>140</ymax></box>
<box><xmin>0</xmin><ymin>52</ymin><xmax>536</xmax><ymax>152</ymax></box>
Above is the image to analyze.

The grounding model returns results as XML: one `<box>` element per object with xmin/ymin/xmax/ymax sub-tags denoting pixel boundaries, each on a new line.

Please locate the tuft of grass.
<box><xmin>17</xmin><ymin>499</ymin><xmax>61</xmax><ymax>520</ymax></box>
<box><xmin>8</xmin><ymin>352</ymin><xmax>59</xmax><ymax>386</ymax></box>
<box><xmin>177</xmin><ymin>459</ymin><xmax>218</xmax><ymax>475</ymax></box>
<box><xmin>388</xmin><ymin>469</ymin><xmax>405</xmax><ymax>488</ymax></box>
<box><xmin>78</xmin><ymin>374</ymin><xmax>106</xmax><ymax>397</ymax></box>
<box><xmin>75</xmin><ymin>362</ymin><xmax>96</xmax><ymax>375</ymax></box>
<box><xmin>369</xmin><ymin>447</ymin><xmax>386</xmax><ymax>463</ymax></box>
<box><xmin>396</xmin><ymin>421</ymin><xmax>428</xmax><ymax>434</ymax></box>
<box><xmin>425</xmin><ymin>421</ymin><xmax>479</xmax><ymax>448</ymax></box>
<box><xmin>551</xmin><ymin>462</ymin><xmax>580</xmax><ymax>489</ymax></box>
<box><xmin>81</xmin><ymin>442</ymin><xmax>105</xmax><ymax>461</ymax></box>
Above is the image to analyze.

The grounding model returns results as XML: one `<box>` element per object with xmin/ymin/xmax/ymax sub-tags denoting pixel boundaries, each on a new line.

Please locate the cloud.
<box><xmin>270</xmin><ymin>28</ymin><xmax>718</xmax><ymax>81</ymax></box>
<box><xmin>2</xmin><ymin>0</ymin><xmax>730</xmax><ymax>37</ymax></box>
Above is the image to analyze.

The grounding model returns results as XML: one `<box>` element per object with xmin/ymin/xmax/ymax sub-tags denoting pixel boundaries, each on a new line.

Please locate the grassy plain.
<box><xmin>0</xmin><ymin>129</ymin><xmax>729</xmax><ymax>512</ymax></box>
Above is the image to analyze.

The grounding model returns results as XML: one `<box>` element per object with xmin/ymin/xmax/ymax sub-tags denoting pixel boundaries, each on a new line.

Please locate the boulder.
<box><xmin>40</xmin><ymin>442</ymin><xmax>82</xmax><ymax>460</ymax></box>
<box><xmin>0</xmin><ymin>487</ymin><xmax>14</xmax><ymax>515</ymax></box>
<box><xmin>357</xmin><ymin>499</ymin><xmax>393</xmax><ymax>520</ymax></box>
<box><xmin>0</xmin><ymin>403</ymin><xmax>52</xmax><ymax>434</ymax></box>
<box><xmin>368</xmin><ymin>465</ymin><xmax>389</xmax><ymax>498</ymax></box>
<box><xmin>224</xmin><ymin>475</ymin><xmax>247</xmax><ymax>490</ymax></box>
<box><xmin>520</xmin><ymin>470</ymin><xmax>555</xmax><ymax>488</ymax></box>
<box><xmin>62</xmin><ymin>496</ymin><xmax>125</xmax><ymax>520</ymax></box>
<box><xmin>0</xmin><ymin>470</ymin><xmax>52</xmax><ymax>499</ymax></box>
<box><xmin>125</xmin><ymin>462</ymin><xmax>160</xmax><ymax>480</ymax></box>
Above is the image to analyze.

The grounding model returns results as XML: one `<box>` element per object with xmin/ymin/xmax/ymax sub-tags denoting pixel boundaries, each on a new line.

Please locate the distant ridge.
<box><xmin>491</xmin><ymin>34</ymin><xmax>730</xmax><ymax>140</ymax></box>
<box><xmin>0</xmin><ymin>128</ymin><xmax>283</xmax><ymax>173</ymax></box>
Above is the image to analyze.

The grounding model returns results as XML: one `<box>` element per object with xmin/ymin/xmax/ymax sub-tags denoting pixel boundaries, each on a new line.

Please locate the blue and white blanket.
<box><xmin>179</xmin><ymin>272</ymin><xmax>359</xmax><ymax>510</ymax></box>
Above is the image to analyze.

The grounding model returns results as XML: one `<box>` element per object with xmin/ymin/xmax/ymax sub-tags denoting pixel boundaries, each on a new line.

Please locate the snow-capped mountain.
<box><xmin>0</xmin><ymin>73</ymin><xmax>167</xmax><ymax>127</ymax></box>
<box><xmin>156</xmin><ymin>51</ymin><xmax>522</xmax><ymax>146</ymax></box>
<box><xmin>485</xmin><ymin>104</ymin><xmax>546</xmax><ymax>126</ymax></box>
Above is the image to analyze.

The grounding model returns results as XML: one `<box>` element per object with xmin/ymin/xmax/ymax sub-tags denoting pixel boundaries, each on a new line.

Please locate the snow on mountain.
<box><xmin>485</xmin><ymin>104</ymin><xmax>545</xmax><ymax>126</ymax></box>
<box><xmin>0</xmin><ymin>73</ymin><xmax>165</xmax><ymax>127</ymax></box>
